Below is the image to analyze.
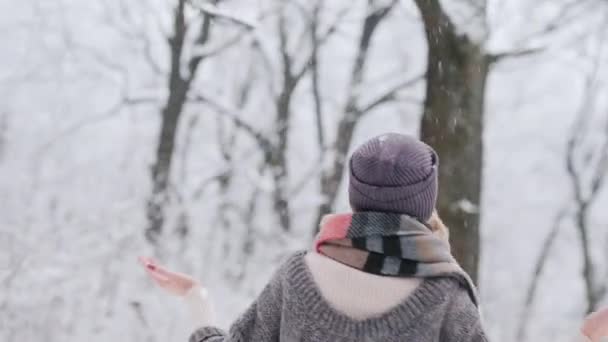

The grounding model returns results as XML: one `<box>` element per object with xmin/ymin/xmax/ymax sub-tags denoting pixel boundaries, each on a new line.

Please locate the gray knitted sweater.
<box><xmin>189</xmin><ymin>252</ymin><xmax>487</xmax><ymax>342</ymax></box>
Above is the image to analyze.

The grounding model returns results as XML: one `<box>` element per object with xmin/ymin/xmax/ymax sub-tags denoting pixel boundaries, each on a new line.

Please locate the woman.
<box><xmin>140</xmin><ymin>133</ymin><xmax>606</xmax><ymax>341</ymax></box>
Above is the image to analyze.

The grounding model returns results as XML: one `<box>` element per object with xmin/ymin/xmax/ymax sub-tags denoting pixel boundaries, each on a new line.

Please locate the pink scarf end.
<box><xmin>314</xmin><ymin>213</ymin><xmax>353</xmax><ymax>253</ymax></box>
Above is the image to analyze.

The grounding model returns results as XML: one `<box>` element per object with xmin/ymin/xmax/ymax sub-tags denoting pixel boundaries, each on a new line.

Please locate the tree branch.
<box><xmin>487</xmin><ymin>47</ymin><xmax>544</xmax><ymax>64</ymax></box>
<box><xmin>191</xmin><ymin>30</ymin><xmax>250</xmax><ymax>59</ymax></box>
<box><xmin>141</xmin><ymin>33</ymin><xmax>165</xmax><ymax>75</ymax></box>
<box><xmin>37</xmin><ymin>95</ymin><xmax>158</xmax><ymax>155</ymax></box>
<box><xmin>486</xmin><ymin>0</ymin><xmax>598</xmax><ymax>63</ymax></box>
<box><xmin>187</xmin><ymin>0</ymin><xmax>256</xmax><ymax>30</ymax></box>
<box><xmin>564</xmin><ymin>32</ymin><xmax>608</xmax><ymax>313</ymax></box>
<box><xmin>291</xmin><ymin>5</ymin><xmax>352</xmax><ymax>84</ymax></box>
<box><xmin>310</xmin><ymin>1</ymin><xmax>325</xmax><ymax>151</ymax></box>
<box><xmin>516</xmin><ymin>208</ymin><xmax>568</xmax><ymax>341</ymax></box>
<box><xmin>191</xmin><ymin>167</ymin><xmax>232</xmax><ymax>200</ymax></box>
<box><xmin>358</xmin><ymin>73</ymin><xmax>424</xmax><ymax>113</ymax></box>
<box><xmin>311</xmin><ymin>0</ymin><xmax>399</xmax><ymax>235</ymax></box>
<box><xmin>189</xmin><ymin>94</ymin><xmax>274</xmax><ymax>155</ymax></box>
<box><xmin>187</xmin><ymin>9</ymin><xmax>213</xmax><ymax>82</ymax></box>
<box><xmin>250</xmin><ymin>35</ymin><xmax>277</xmax><ymax>95</ymax></box>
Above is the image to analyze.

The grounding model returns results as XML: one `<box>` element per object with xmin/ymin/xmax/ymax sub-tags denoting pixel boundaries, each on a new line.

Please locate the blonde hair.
<box><xmin>428</xmin><ymin>210</ymin><xmax>450</xmax><ymax>243</ymax></box>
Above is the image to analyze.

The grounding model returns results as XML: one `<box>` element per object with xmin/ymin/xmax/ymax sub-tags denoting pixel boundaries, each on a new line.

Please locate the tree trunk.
<box><xmin>271</xmin><ymin>85</ymin><xmax>293</xmax><ymax>232</ymax></box>
<box><xmin>145</xmin><ymin>0</ymin><xmax>188</xmax><ymax>244</ymax></box>
<box><xmin>145</xmin><ymin>0</ymin><xmax>211</xmax><ymax>244</ymax></box>
<box><xmin>146</xmin><ymin>81</ymin><xmax>190</xmax><ymax>243</ymax></box>
<box><xmin>415</xmin><ymin>0</ymin><xmax>488</xmax><ymax>284</ymax></box>
<box><xmin>576</xmin><ymin>204</ymin><xmax>599</xmax><ymax>313</ymax></box>
<box><xmin>313</xmin><ymin>106</ymin><xmax>360</xmax><ymax>233</ymax></box>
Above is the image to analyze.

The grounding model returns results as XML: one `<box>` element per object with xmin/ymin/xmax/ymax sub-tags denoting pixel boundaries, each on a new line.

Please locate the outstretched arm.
<box><xmin>138</xmin><ymin>256</ymin><xmax>215</xmax><ymax>326</ymax></box>
<box><xmin>139</xmin><ymin>256</ymin><xmax>285</xmax><ymax>342</ymax></box>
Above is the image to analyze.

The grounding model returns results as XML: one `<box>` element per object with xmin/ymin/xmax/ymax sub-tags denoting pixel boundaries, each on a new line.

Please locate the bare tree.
<box><xmin>412</xmin><ymin>0</ymin><xmax>569</xmax><ymax>283</ymax></box>
<box><xmin>211</xmin><ymin>60</ymin><xmax>254</xmax><ymax>261</ymax></box>
<box><xmin>516</xmin><ymin>208</ymin><xmax>568</xmax><ymax>341</ymax></box>
<box><xmin>192</xmin><ymin>1</ymin><xmax>413</xmax><ymax>240</ymax></box>
<box><xmin>413</xmin><ymin>0</ymin><xmax>489</xmax><ymax>283</ymax></box>
<box><xmin>312</xmin><ymin>0</ymin><xmax>424</xmax><ymax>233</ymax></box>
<box><xmin>195</xmin><ymin>2</ymin><xmax>349</xmax><ymax>233</ymax></box>
<box><xmin>146</xmin><ymin>0</ymin><xmax>212</xmax><ymax>244</ymax></box>
<box><xmin>145</xmin><ymin>0</ymin><xmax>254</xmax><ymax>244</ymax></box>
<box><xmin>266</xmin><ymin>3</ymin><xmax>303</xmax><ymax>232</ymax></box>
<box><xmin>310</xmin><ymin>2</ymin><xmax>325</xmax><ymax>158</ymax></box>
<box><xmin>564</xmin><ymin>38</ymin><xmax>608</xmax><ymax>314</ymax></box>
<box><xmin>517</xmin><ymin>15</ymin><xmax>608</xmax><ymax>340</ymax></box>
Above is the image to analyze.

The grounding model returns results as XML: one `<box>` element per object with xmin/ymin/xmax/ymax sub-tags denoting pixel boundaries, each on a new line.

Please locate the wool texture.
<box><xmin>314</xmin><ymin>211</ymin><xmax>479</xmax><ymax>307</ymax></box>
<box><xmin>189</xmin><ymin>252</ymin><xmax>487</xmax><ymax>342</ymax></box>
<box><xmin>348</xmin><ymin>133</ymin><xmax>438</xmax><ymax>221</ymax></box>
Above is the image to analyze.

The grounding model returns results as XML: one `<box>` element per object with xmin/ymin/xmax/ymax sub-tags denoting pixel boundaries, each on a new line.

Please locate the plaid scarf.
<box><xmin>314</xmin><ymin>211</ymin><xmax>479</xmax><ymax>307</ymax></box>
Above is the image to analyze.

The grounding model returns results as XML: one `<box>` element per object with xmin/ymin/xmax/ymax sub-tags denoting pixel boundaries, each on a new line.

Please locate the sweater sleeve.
<box><xmin>440</xmin><ymin>287</ymin><xmax>488</xmax><ymax>342</ymax></box>
<box><xmin>184</xmin><ymin>286</ymin><xmax>216</xmax><ymax>328</ymax></box>
<box><xmin>188</xmin><ymin>263</ymin><xmax>285</xmax><ymax>342</ymax></box>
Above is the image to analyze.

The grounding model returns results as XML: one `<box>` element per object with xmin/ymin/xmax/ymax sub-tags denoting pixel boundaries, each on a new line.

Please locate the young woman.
<box><xmin>140</xmin><ymin>133</ymin><xmax>607</xmax><ymax>341</ymax></box>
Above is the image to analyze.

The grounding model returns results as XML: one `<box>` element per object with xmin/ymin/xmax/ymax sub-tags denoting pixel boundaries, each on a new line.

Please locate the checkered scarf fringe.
<box><xmin>314</xmin><ymin>211</ymin><xmax>479</xmax><ymax>307</ymax></box>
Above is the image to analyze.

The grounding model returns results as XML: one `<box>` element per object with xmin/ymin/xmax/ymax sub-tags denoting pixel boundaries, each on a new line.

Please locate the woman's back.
<box><xmin>190</xmin><ymin>251</ymin><xmax>485</xmax><ymax>342</ymax></box>
<box><xmin>305</xmin><ymin>251</ymin><xmax>421</xmax><ymax>320</ymax></box>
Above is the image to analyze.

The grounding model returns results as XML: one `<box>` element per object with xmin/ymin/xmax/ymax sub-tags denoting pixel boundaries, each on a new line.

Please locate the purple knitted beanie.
<box><xmin>348</xmin><ymin>133</ymin><xmax>439</xmax><ymax>221</ymax></box>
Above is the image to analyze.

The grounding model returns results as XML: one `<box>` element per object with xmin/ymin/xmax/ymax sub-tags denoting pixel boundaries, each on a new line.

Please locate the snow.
<box><xmin>456</xmin><ymin>199</ymin><xmax>480</xmax><ymax>215</ymax></box>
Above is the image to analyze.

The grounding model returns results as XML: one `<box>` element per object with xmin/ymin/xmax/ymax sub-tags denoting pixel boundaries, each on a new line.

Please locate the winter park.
<box><xmin>2</xmin><ymin>0</ymin><xmax>608</xmax><ymax>341</ymax></box>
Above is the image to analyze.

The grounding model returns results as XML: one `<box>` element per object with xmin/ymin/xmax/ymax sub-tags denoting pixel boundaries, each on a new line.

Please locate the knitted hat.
<box><xmin>348</xmin><ymin>133</ymin><xmax>439</xmax><ymax>222</ymax></box>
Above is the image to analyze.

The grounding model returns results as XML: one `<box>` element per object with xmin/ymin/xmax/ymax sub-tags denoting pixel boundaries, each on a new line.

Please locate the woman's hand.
<box><xmin>138</xmin><ymin>256</ymin><xmax>200</xmax><ymax>296</ymax></box>
<box><xmin>582</xmin><ymin>307</ymin><xmax>608</xmax><ymax>342</ymax></box>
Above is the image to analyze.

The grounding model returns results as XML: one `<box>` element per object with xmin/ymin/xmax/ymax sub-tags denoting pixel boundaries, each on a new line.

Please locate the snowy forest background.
<box><xmin>2</xmin><ymin>0</ymin><xmax>608</xmax><ymax>341</ymax></box>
